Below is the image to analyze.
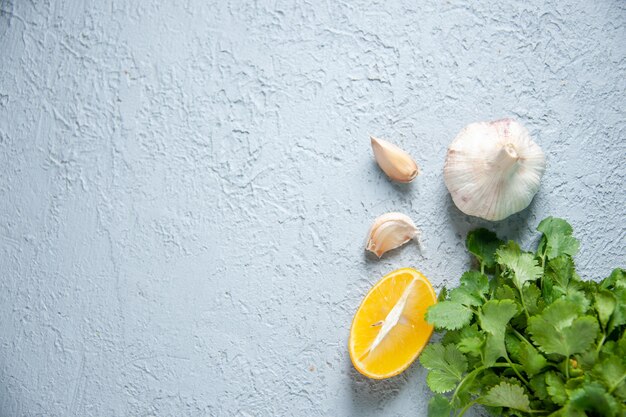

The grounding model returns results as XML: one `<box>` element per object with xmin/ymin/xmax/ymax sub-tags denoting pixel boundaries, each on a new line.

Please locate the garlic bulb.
<box><xmin>371</xmin><ymin>136</ymin><xmax>419</xmax><ymax>183</ymax></box>
<box><xmin>366</xmin><ymin>213</ymin><xmax>420</xmax><ymax>257</ymax></box>
<box><xmin>444</xmin><ymin>119</ymin><xmax>546</xmax><ymax>221</ymax></box>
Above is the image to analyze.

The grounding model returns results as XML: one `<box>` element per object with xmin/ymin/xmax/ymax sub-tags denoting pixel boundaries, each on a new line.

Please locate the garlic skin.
<box><xmin>444</xmin><ymin>119</ymin><xmax>546</xmax><ymax>221</ymax></box>
<box><xmin>371</xmin><ymin>136</ymin><xmax>419</xmax><ymax>183</ymax></box>
<box><xmin>366</xmin><ymin>213</ymin><xmax>420</xmax><ymax>257</ymax></box>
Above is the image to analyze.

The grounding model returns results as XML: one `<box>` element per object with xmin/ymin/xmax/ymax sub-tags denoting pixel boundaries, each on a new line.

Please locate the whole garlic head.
<box><xmin>444</xmin><ymin>119</ymin><xmax>546</xmax><ymax>221</ymax></box>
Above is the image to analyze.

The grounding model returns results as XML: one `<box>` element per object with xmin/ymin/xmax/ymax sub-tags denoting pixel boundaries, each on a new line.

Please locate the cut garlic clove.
<box><xmin>443</xmin><ymin>118</ymin><xmax>546</xmax><ymax>221</ymax></box>
<box><xmin>366</xmin><ymin>213</ymin><xmax>420</xmax><ymax>257</ymax></box>
<box><xmin>370</xmin><ymin>136</ymin><xmax>419</xmax><ymax>183</ymax></box>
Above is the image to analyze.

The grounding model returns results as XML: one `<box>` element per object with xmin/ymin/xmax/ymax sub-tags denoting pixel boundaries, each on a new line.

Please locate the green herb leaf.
<box><xmin>449</xmin><ymin>287</ymin><xmax>482</xmax><ymax>307</ymax></box>
<box><xmin>528</xmin><ymin>310</ymin><xmax>599</xmax><ymax>357</ymax></box>
<box><xmin>496</xmin><ymin>242</ymin><xmax>543</xmax><ymax>290</ymax></box>
<box><xmin>537</xmin><ymin>217</ymin><xmax>580</xmax><ymax>259</ymax></box>
<box><xmin>457</xmin><ymin>325</ymin><xmax>484</xmax><ymax>355</ymax></box>
<box><xmin>505</xmin><ymin>333</ymin><xmax>522</xmax><ymax>362</ymax></box>
<box><xmin>608</xmin><ymin>287</ymin><xmax>626</xmax><ymax>334</ymax></box>
<box><xmin>466</xmin><ymin>228</ymin><xmax>503</xmax><ymax>269</ymax></box>
<box><xmin>569</xmin><ymin>382</ymin><xmax>619</xmax><ymax>417</ymax></box>
<box><xmin>426</xmin><ymin>301</ymin><xmax>472</xmax><ymax>330</ymax></box>
<box><xmin>619</xmin><ymin>331</ymin><xmax>626</xmax><ymax>356</ymax></box>
<box><xmin>595</xmin><ymin>289</ymin><xmax>617</xmax><ymax>329</ymax></box>
<box><xmin>518</xmin><ymin>343</ymin><xmax>548</xmax><ymax>377</ymax></box>
<box><xmin>522</xmin><ymin>283</ymin><xmax>542</xmax><ymax>315</ymax></box>
<box><xmin>460</xmin><ymin>270</ymin><xmax>489</xmax><ymax>295</ymax></box>
<box><xmin>576</xmin><ymin>349</ymin><xmax>598</xmax><ymax>372</ymax></box>
<box><xmin>441</xmin><ymin>329</ymin><xmax>461</xmax><ymax>345</ymax></box>
<box><xmin>592</xmin><ymin>356</ymin><xmax>626</xmax><ymax>399</ymax></box>
<box><xmin>529</xmin><ymin>374</ymin><xmax>549</xmax><ymax>401</ymax></box>
<box><xmin>479</xmin><ymin>300</ymin><xmax>518</xmax><ymax>365</ymax></box>
<box><xmin>420</xmin><ymin>343</ymin><xmax>467</xmax><ymax>393</ymax></box>
<box><xmin>437</xmin><ymin>287</ymin><xmax>448</xmax><ymax>302</ymax></box>
<box><xmin>535</xmin><ymin>298</ymin><xmax>580</xmax><ymax>328</ymax></box>
<box><xmin>494</xmin><ymin>284</ymin><xmax>518</xmax><ymax>302</ymax></box>
<box><xmin>544</xmin><ymin>255</ymin><xmax>575</xmax><ymax>293</ymax></box>
<box><xmin>427</xmin><ymin>394</ymin><xmax>452</xmax><ymax>417</ymax></box>
<box><xmin>553</xmin><ymin>404</ymin><xmax>588</xmax><ymax>417</ymax></box>
<box><xmin>479</xmin><ymin>381</ymin><xmax>531</xmax><ymax>412</ymax></box>
<box><xmin>483</xmin><ymin>335</ymin><xmax>504</xmax><ymax>367</ymax></box>
<box><xmin>545</xmin><ymin>371</ymin><xmax>568</xmax><ymax>406</ymax></box>
<box><xmin>563</xmin><ymin>289</ymin><xmax>591</xmax><ymax>314</ymax></box>
<box><xmin>479</xmin><ymin>299</ymin><xmax>518</xmax><ymax>335</ymax></box>
<box><xmin>479</xmin><ymin>369</ymin><xmax>502</xmax><ymax>392</ymax></box>
<box><xmin>600</xmin><ymin>268</ymin><xmax>625</xmax><ymax>290</ymax></box>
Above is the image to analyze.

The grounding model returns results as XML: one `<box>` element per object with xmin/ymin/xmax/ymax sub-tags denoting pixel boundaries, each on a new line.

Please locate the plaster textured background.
<box><xmin>0</xmin><ymin>0</ymin><xmax>625</xmax><ymax>416</ymax></box>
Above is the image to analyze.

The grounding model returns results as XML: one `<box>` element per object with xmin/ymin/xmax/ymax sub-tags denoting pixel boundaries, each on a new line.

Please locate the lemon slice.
<box><xmin>349</xmin><ymin>268</ymin><xmax>437</xmax><ymax>379</ymax></box>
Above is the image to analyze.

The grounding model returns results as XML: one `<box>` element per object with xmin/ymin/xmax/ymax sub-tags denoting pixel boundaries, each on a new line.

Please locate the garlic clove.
<box><xmin>443</xmin><ymin>118</ymin><xmax>546</xmax><ymax>221</ymax></box>
<box><xmin>370</xmin><ymin>136</ymin><xmax>419</xmax><ymax>183</ymax></box>
<box><xmin>366</xmin><ymin>213</ymin><xmax>420</xmax><ymax>257</ymax></box>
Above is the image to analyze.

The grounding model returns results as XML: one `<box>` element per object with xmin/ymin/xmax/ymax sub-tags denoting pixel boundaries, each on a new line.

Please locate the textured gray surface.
<box><xmin>0</xmin><ymin>0</ymin><xmax>625</xmax><ymax>416</ymax></box>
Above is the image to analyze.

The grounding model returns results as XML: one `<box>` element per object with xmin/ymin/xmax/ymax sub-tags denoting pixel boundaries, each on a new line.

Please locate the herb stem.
<box><xmin>451</xmin><ymin>363</ymin><xmax>511</xmax><ymax>403</ymax></box>
<box><xmin>511</xmin><ymin>327</ymin><xmax>533</xmax><ymax>348</ymax></box>
<box><xmin>505</xmin><ymin>356</ymin><xmax>529</xmax><ymax>385</ymax></box>
<box><xmin>518</xmin><ymin>286</ymin><xmax>530</xmax><ymax>320</ymax></box>
<box><xmin>457</xmin><ymin>400</ymin><xmax>477</xmax><ymax>417</ymax></box>
<box><xmin>539</xmin><ymin>254</ymin><xmax>546</xmax><ymax>291</ymax></box>
<box><xmin>608</xmin><ymin>372</ymin><xmax>626</xmax><ymax>394</ymax></box>
<box><xmin>595</xmin><ymin>333</ymin><xmax>607</xmax><ymax>354</ymax></box>
<box><xmin>491</xmin><ymin>264</ymin><xmax>500</xmax><ymax>298</ymax></box>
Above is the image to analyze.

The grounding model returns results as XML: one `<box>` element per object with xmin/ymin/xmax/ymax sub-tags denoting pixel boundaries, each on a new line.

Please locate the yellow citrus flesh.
<box><xmin>349</xmin><ymin>268</ymin><xmax>437</xmax><ymax>379</ymax></box>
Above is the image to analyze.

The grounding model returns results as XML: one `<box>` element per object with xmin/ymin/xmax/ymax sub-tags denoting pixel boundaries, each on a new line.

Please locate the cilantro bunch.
<box><xmin>421</xmin><ymin>217</ymin><xmax>626</xmax><ymax>417</ymax></box>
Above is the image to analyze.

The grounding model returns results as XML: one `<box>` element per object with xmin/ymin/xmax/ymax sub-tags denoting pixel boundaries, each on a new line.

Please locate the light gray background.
<box><xmin>1</xmin><ymin>0</ymin><xmax>625</xmax><ymax>416</ymax></box>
